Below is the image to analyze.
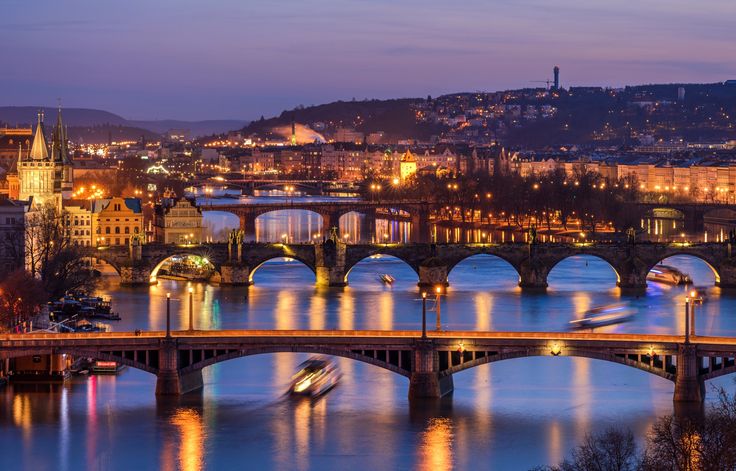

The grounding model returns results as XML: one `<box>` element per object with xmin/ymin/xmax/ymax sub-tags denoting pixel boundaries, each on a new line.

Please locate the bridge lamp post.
<box><xmin>421</xmin><ymin>292</ymin><xmax>427</xmax><ymax>339</ymax></box>
<box><xmin>188</xmin><ymin>287</ymin><xmax>194</xmax><ymax>332</ymax></box>
<box><xmin>166</xmin><ymin>293</ymin><xmax>172</xmax><ymax>338</ymax></box>
<box><xmin>435</xmin><ymin>285</ymin><xmax>444</xmax><ymax>332</ymax></box>
<box><xmin>689</xmin><ymin>290</ymin><xmax>703</xmax><ymax>339</ymax></box>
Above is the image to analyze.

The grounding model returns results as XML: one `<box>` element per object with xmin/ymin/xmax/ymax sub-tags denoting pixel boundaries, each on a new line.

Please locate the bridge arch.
<box><xmin>179</xmin><ymin>346</ymin><xmax>412</xmax><ymax>378</ymax></box>
<box><xmin>440</xmin><ymin>347</ymin><xmax>675</xmax><ymax>382</ymax></box>
<box><xmin>149</xmin><ymin>251</ymin><xmax>220</xmax><ymax>283</ymax></box>
<box><xmin>247</xmin><ymin>255</ymin><xmax>317</xmax><ymax>284</ymax></box>
<box><xmin>446</xmin><ymin>253</ymin><xmax>522</xmax><ymax>288</ymax></box>
<box><xmin>547</xmin><ymin>254</ymin><xmax>622</xmax><ymax>287</ymax></box>
<box><xmin>646</xmin><ymin>253</ymin><xmax>721</xmax><ymax>285</ymax></box>
<box><xmin>343</xmin><ymin>253</ymin><xmax>420</xmax><ymax>284</ymax></box>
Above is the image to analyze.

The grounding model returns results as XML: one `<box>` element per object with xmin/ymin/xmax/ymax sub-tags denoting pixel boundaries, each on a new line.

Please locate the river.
<box><xmin>2</xmin><ymin>202</ymin><xmax>735</xmax><ymax>470</ymax></box>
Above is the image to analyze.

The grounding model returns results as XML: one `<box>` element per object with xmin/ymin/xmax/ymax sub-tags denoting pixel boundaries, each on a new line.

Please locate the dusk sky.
<box><xmin>2</xmin><ymin>0</ymin><xmax>735</xmax><ymax>121</ymax></box>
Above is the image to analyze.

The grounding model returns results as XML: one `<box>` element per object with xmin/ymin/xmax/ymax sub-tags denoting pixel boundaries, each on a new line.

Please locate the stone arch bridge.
<box><xmin>84</xmin><ymin>241</ymin><xmax>736</xmax><ymax>289</ymax></box>
<box><xmin>3</xmin><ymin>330</ymin><xmax>736</xmax><ymax>404</ymax></box>
<box><xmin>199</xmin><ymin>200</ymin><xmax>432</xmax><ymax>243</ymax></box>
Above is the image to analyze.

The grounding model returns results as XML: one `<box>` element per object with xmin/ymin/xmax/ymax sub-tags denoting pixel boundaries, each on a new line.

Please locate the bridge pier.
<box><xmin>220</xmin><ymin>263</ymin><xmax>252</xmax><ymax>285</ymax></box>
<box><xmin>119</xmin><ymin>264</ymin><xmax>154</xmax><ymax>285</ymax></box>
<box><xmin>673</xmin><ymin>344</ymin><xmax>705</xmax><ymax>404</ymax></box>
<box><xmin>321</xmin><ymin>211</ymin><xmax>342</xmax><ymax>238</ymax></box>
<box><xmin>239</xmin><ymin>214</ymin><xmax>257</xmax><ymax>240</ymax></box>
<box><xmin>417</xmin><ymin>261</ymin><xmax>449</xmax><ymax>290</ymax></box>
<box><xmin>155</xmin><ymin>341</ymin><xmax>204</xmax><ymax>395</ymax></box>
<box><xmin>716</xmin><ymin>262</ymin><xmax>736</xmax><ymax>288</ymax></box>
<box><xmin>315</xmin><ymin>239</ymin><xmax>348</xmax><ymax>287</ymax></box>
<box><xmin>517</xmin><ymin>263</ymin><xmax>548</xmax><ymax>290</ymax></box>
<box><xmin>408</xmin><ymin>341</ymin><xmax>454</xmax><ymax>399</ymax></box>
<box><xmin>410</xmin><ymin>209</ymin><xmax>431</xmax><ymax>244</ymax></box>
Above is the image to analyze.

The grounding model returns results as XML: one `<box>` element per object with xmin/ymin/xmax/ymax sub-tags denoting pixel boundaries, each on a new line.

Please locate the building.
<box><xmin>153</xmin><ymin>196</ymin><xmax>203</xmax><ymax>244</ymax></box>
<box><xmin>0</xmin><ymin>127</ymin><xmax>32</xmax><ymax>170</ymax></box>
<box><xmin>91</xmin><ymin>197</ymin><xmax>143</xmax><ymax>246</ymax></box>
<box><xmin>0</xmin><ymin>198</ymin><xmax>27</xmax><ymax>275</ymax></box>
<box><xmin>63</xmin><ymin>200</ymin><xmax>94</xmax><ymax>247</ymax></box>
<box><xmin>16</xmin><ymin>109</ymin><xmax>72</xmax><ymax>211</ymax></box>
<box><xmin>399</xmin><ymin>150</ymin><xmax>417</xmax><ymax>181</ymax></box>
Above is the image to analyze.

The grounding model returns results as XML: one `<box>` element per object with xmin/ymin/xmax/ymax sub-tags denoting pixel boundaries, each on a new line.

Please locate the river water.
<box><xmin>2</xmin><ymin>203</ymin><xmax>736</xmax><ymax>470</ymax></box>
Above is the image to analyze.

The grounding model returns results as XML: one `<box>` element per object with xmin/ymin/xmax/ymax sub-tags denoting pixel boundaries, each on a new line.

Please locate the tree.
<box><xmin>25</xmin><ymin>204</ymin><xmax>96</xmax><ymax>300</ymax></box>
<box><xmin>0</xmin><ymin>269</ymin><xmax>46</xmax><ymax>332</ymax></box>
<box><xmin>534</xmin><ymin>428</ymin><xmax>639</xmax><ymax>471</ymax></box>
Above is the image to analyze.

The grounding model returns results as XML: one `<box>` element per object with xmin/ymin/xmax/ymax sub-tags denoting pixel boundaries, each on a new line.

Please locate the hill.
<box><xmin>0</xmin><ymin>107</ymin><xmax>247</xmax><ymax>140</ymax></box>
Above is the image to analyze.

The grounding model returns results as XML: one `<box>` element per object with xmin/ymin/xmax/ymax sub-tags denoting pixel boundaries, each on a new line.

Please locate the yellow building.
<box><xmin>399</xmin><ymin>150</ymin><xmax>417</xmax><ymax>181</ymax></box>
<box><xmin>91</xmin><ymin>197</ymin><xmax>143</xmax><ymax>246</ymax></box>
<box><xmin>153</xmin><ymin>197</ymin><xmax>203</xmax><ymax>244</ymax></box>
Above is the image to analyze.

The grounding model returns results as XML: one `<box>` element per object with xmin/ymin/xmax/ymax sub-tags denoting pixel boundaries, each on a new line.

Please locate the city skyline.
<box><xmin>2</xmin><ymin>0</ymin><xmax>735</xmax><ymax>121</ymax></box>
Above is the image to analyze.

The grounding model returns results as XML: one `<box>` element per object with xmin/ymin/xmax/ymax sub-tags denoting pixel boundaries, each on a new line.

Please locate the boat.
<box><xmin>647</xmin><ymin>265</ymin><xmax>692</xmax><ymax>285</ymax></box>
<box><xmin>90</xmin><ymin>360</ymin><xmax>126</xmax><ymax>375</ymax></box>
<box><xmin>569</xmin><ymin>303</ymin><xmax>635</xmax><ymax>329</ymax></box>
<box><xmin>48</xmin><ymin>293</ymin><xmax>121</xmax><ymax>322</ymax></box>
<box><xmin>378</xmin><ymin>274</ymin><xmax>395</xmax><ymax>284</ymax></box>
<box><xmin>289</xmin><ymin>358</ymin><xmax>341</xmax><ymax>397</ymax></box>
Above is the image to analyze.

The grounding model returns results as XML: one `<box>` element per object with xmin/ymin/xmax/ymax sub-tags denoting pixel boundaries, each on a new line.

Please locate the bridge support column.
<box><xmin>360</xmin><ymin>210</ymin><xmax>376</xmax><ymax>243</ymax></box>
<box><xmin>315</xmin><ymin>240</ymin><xmax>347</xmax><ymax>287</ymax></box>
<box><xmin>517</xmin><ymin>263</ymin><xmax>548</xmax><ymax>290</ymax></box>
<box><xmin>617</xmin><ymin>262</ymin><xmax>648</xmax><ymax>290</ymax></box>
<box><xmin>120</xmin><ymin>264</ymin><xmax>154</xmax><ymax>285</ymax></box>
<box><xmin>239</xmin><ymin>214</ymin><xmax>257</xmax><ymax>240</ymax></box>
<box><xmin>220</xmin><ymin>263</ymin><xmax>251</xmax><ymax>285</ymax></box>
<box><xmin>673</xmin><ymin>344</ymin><xmax>704</xmax><ymax>404</ymax></box>
<box><xmin>409</xmin><ymin>340</ymin><xmax>453</xmax><ymax>399</ymax></box>
<box><xmin>410</xmin><ymin>209</ymin><xmax>431</xmax><ymax>244</ymax></box>
<box><xmin>321</xmin><ymin>211</ymin><xmax>342</xmax><ymax>238</ymax></box>
<box><xmin>716</xmin><ymin>263</ymin><xmax>736</xmax><ymax>288</ymax></box>
<box><xmin>155</xmin><ymin>341</ymin><xmax>203</xmax><ymax>396</ymax></box>
<box><xmin>418</xmin><ymin>262</ymin><xmax>448</xmax><ymax>290</ymax></box>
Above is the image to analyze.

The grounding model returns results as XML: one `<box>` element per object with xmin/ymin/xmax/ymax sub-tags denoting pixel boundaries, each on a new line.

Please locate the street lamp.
<box><xmin>188</xmin><ymin>287</ymin><xmax>194</xmax><ymax>332</ymax></box>
<box><xmin>435</xmin><ymin>285</ymin><xmax>444</xmax><ymax>331</ymax></box>
<box><xmin>166</xmin><ymin>293</ymin><xmax>171</xmax><ymax>338</ymax></box>
<box><xmin>421</xmin><ymin>292</ymin><xmax>427</xmax><ymax>339</ymax></box>
<box><xmin>688</xmin><ymin>290</ymin><xmax>703</xmax><ymax>340</ymax></box>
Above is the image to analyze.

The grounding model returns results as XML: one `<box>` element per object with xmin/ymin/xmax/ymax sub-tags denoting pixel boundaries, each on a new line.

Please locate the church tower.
<box><xmin>50</xmin><ymin>106</ymin><xmax>73</xmax><ymax>199</ymax></box>
<box><xmin>18</xmin><ymin>111</ymin><xmax>62</xmax><ymax>211</ymax></box>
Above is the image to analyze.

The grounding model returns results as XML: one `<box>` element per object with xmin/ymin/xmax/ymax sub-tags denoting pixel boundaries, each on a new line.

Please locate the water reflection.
<box><xmin>169</xmin><ymin>408</ymin><xmax>206</xmax><ymax>471</ymax></box>
<box><xmin>417</xmin><ymin>417</ymin><xmax>454</xmax><ymax>471</ymax></box>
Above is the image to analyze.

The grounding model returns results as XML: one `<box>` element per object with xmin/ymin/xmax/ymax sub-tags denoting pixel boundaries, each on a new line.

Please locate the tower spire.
<box><xmin>29</xmin><ymin>110</ymin><xmax>49</xmax><ymax>160</ymax></box>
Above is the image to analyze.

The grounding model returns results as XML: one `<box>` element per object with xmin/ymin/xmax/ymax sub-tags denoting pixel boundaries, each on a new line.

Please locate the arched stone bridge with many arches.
<box><xmin>85</xmin><ymin>241</ymin><xmax>736</xmax><ymax>289</ymax></box>
<box><xmin>4</xmin><ymin>330</ymin><xmax>736</xmax><ymax>404</ymax></box>
<box><xmin>199</xmin><ymin>200</ymin><xmax>432</xmax><ymax>243</ymax></box>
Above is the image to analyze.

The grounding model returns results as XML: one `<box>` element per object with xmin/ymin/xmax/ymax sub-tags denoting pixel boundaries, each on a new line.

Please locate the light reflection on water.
<box><xmin>3</xmin><ymin>209</ymin><xmax>736</xmax><ymax>469</ymax></box>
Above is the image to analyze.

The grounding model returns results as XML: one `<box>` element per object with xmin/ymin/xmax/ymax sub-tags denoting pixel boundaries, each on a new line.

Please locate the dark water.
<box><xmin>3</xmin><ymin>209</ymin><xmax>736</xmax><ymax>470</ymax></box>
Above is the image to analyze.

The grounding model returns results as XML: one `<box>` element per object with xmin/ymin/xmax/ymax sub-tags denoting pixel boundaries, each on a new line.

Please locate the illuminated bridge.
<box><xmin>86</xmin><ymin>240</ymin><xmax>736</xmax><ymax>289</ymax></box>
<box><xmin>2</xmin><ymin>330</ymin><xmax>735</xmax><ymax>403</ymax></box>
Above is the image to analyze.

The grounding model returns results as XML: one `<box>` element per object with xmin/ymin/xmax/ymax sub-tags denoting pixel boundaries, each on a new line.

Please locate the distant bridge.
<box><xmin>2</xmin><ymin>330</ymin><xmax>733</xmax><ymax>403</ymax></box>
<box><xmin>85</xmin><ymin>241</ymin><xmax>736</xmax><ymax>289</ymax></box>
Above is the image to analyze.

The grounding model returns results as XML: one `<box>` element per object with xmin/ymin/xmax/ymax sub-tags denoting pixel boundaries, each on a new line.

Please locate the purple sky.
<box><xmin>2</xmin><ymin>0</ymin><xmax>735</xmax><ymax>121</ymax></box>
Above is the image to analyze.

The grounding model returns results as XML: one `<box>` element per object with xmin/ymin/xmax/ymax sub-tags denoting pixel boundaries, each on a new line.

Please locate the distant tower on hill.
<box><xmin>553</xmin><ymin>66</ymin><xmax>560</xmax><ymax>90</ymax></box>
<box><xmin>291</xmin><ymin>118</ymin><xmax>297</xmax><ymax>146</ymax></box>
<box><xmin>677</xmin><ymin>87</ymin><xmax>686</xmax><ymax>102</ymax></box>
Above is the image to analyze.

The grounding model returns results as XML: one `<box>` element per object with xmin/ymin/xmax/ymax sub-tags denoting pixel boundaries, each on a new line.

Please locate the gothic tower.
<box><xmin>50</xmin><ymin>106</ymin><xmax>73</xmax><ymax>199</ymax></box>
<box><xmin>18</xmin><ymin>111</ymin><xmax>62</xmax><ymax>211</ymax></box>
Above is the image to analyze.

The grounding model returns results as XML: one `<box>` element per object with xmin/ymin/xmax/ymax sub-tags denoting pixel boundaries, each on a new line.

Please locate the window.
<box><xmin>115</xmin><ymin>227</ymin><xmax>120</xmax><ymax>234</ymax></box>
<box><xmin>134</xmin><ymin>227</ymin><xmax>139</xmax><ymax>233</ymax></box>
<box><xmin>115</xmin><ymin>238</ymin><xmax>120</xmax><ymax>245</ymax></box>
<box><xmin>124</xmin><ymin>238</ymin><xmax>129</xmax><ymax>245</ymax></box>
<box><xmin>114</xmin><ymin>204</ymin><xmax>121</xmax><ymax>211</ymax></box>
<box><xmin>124</xmin><ymin>227</ymin><xmax>129</xmax><ymax>234</ymax></box>
<box><xmin>105</xmin><ymin>227</ymin><xmax>110</xmax><ymax>234</ymax></box>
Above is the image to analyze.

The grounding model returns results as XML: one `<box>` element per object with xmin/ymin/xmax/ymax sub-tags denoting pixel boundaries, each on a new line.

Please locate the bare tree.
<box><xmin>0</xmin><ymin>269</ymin><xmax>46</xmax><ymax>332</ymax></box>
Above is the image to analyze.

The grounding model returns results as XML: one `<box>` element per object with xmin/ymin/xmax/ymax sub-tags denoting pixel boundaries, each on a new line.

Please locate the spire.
<box><xmin>29</xmin><ymin>111</ymin><xmax>48</xmax><ymax>160</ymax></box>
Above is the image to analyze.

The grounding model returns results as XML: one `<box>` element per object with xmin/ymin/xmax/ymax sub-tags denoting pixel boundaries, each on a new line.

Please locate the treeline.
<box><xmin>360</xmin><ymin>167</ymin><xmax>643</xmax><ymax>234</ymax></box>
<box><xmin>534</xmin><ymin>386</ymin><xmax>736</xmax><ymax>470</ymax></box>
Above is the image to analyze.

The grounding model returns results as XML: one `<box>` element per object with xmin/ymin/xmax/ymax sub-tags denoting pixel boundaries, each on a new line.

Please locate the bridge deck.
<box><xmin>2</xmin><ymin>330</ymin><xmax>735</xmax><ymax>345</ymax></box>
